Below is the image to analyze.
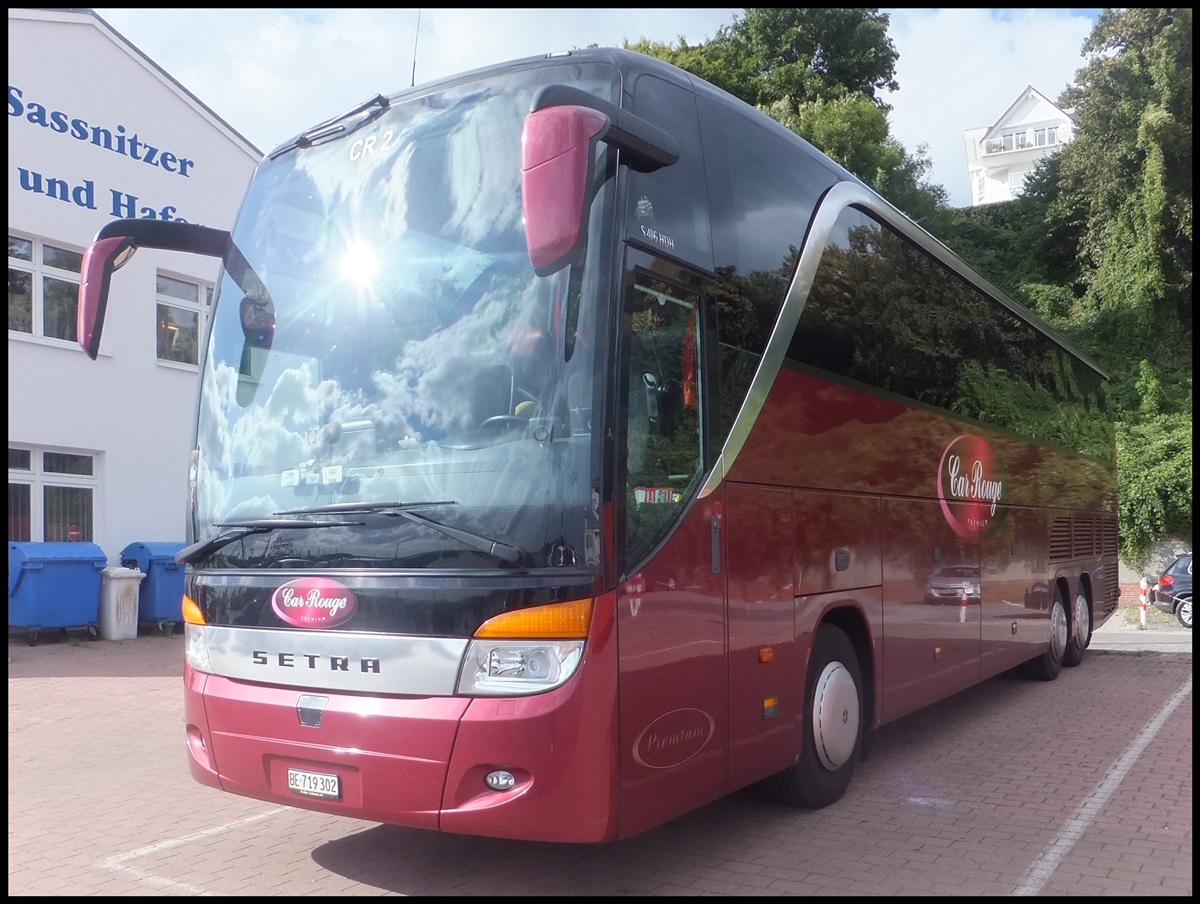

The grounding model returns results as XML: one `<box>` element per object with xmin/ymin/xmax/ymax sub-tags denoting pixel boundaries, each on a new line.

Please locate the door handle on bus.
<box><xmin>710</xmin><ymin>510</ymin><xmax>721</xmax><ymax>574</ymax></box>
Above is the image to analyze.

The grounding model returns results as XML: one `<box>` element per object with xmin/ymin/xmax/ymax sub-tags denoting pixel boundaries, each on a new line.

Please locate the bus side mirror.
<box><xmin>77</xmin><ymin>236</ymin><xmax>136</xmax><ymax>360</ymax></box>
<box><xmin>521</xmin><ymin>104</ymin><xmax>609</xmax><ymax>277</ymax></box>
<box><xmin>76</xmin><ymin>219</ymin><xmax>231</xmax><ymax>360</ymax></box>
<box><xmin>521</xmin><ymin>85</ymin><xmax>679</xmax><ymax>278</ymax></box>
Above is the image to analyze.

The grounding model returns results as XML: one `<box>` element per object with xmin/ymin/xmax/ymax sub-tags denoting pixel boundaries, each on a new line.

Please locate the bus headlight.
<box><xmin>457</xmin><ymin>639</ymin><xmax>584</xmax><ymax>696</ymax></box>
<box><xmin>184</xmin><ymin>623</ymin><xmax>213</xmax><ymax>674</ymax></box>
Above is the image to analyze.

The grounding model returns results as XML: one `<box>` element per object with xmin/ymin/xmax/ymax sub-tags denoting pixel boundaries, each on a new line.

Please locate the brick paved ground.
<box><xmin>8</xmin><ymin>629</ymin><xmax>1192</xmax><ymax>896</ymax></box>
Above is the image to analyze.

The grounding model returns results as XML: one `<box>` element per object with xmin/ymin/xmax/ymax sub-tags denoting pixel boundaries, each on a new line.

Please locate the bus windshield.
<box><xmin>193</xmin><ymin>65</ymin><xmax>618</xmax><ymax>570</ymax></box>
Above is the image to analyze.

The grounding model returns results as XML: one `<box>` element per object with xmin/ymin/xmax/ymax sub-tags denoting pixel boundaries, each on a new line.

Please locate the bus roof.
<box><xmin>267</xmin><ymin>45</ymin><xmax>1108</xmax><ymax>381</ymax></box>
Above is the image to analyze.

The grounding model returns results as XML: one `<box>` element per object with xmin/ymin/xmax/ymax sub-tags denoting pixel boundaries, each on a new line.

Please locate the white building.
<box><xmin>963</xmin><ymin>86</ymin><xmax>1074</xmax><ymax>206</ymax></box>
<box><xmin>8</xmin><ymin>8</ymin><xmax>260</xmax><ymax>560</ymax></box>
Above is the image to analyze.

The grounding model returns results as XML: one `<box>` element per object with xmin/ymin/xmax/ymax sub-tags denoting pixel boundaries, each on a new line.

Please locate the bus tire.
<box><xmin>1022</xmin><ymin>587</ymin><xmax>1068</xmax><ymax>681</ymax></box>
<box><xmin>1063</xmin><ymin>590</ymin><xmax>1091</xmax><ymax>668</ymax></box>
<box><xmin>763</xmin><ymin>623</ymin><xmax>863</xmax><ymax>809</ymax></box>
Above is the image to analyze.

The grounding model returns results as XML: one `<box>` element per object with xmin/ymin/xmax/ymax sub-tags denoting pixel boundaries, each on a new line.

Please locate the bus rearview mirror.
<box><xmin>76</xmin><ymin>219</ymin><xmax>231</xmax><ymax>360</ymax></box>
<box><xmin>522</xmin><ymin>85</ymin><xmax>679</xmax><ymax>278</ymax></box>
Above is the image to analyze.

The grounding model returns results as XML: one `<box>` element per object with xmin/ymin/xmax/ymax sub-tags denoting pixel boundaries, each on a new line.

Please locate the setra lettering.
<box><xmin>252</xmin><ymin>650</ymin><xmax>381</xmax><ymax>673</ymax></box>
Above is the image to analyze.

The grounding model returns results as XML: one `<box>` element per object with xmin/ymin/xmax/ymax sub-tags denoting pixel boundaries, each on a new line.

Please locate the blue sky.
<box><xmin>92</xmin><ymin>8</ymin><xmax>1100</xmax><ymax>208</ymax></box>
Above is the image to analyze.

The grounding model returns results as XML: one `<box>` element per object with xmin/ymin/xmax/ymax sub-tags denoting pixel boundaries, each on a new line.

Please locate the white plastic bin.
<box><xmin>99</xmin><ymin>566</ymin><xmax>143</xmax><ymax>640</ymax></box>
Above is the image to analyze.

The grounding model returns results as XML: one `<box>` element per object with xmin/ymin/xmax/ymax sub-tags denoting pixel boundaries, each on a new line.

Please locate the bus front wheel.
<box><xmin>763</xmin><ymin>623</ymin><xmax>863</xmax><ymax>809</ymax></box>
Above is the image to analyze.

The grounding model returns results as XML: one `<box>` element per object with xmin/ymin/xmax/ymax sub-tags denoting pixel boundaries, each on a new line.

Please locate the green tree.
<box><xmin>1058</xmin><ymin>9</ymin><xmax>1192</xmax><ymax>564</ymax></box>
<box><xmin>1057</xmin><ymin>9</ymin><xmax>1192</xmax><ymax>402</ymax></box>
<box><xmin>938</xmin><ymin>9</ymin><xmax>1193</xmax><ymax>564</ymax></box>
<box><xmin>764</xmin><ymin>94</ymin><xmax>948</xmax><ymax>229</ymax></box>
<box><xmin>627</xmin><ymin>8</ymin><xmax>898</xmax><ymax>110</ymax></box>
<box><xmin>626</xmin><ymin>8</ymin><xmax>946</xmax><ymax>224</ymax></box>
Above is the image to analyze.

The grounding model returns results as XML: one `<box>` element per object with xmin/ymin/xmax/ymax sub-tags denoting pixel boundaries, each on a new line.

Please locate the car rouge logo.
<box><xmin>271</xmin><ymin>578</ymin><xmax>356</xmax><ymax>628</ymax></box>
<box><xmin>937</xmin><ymin>434</ymin><xmax>1007</xmax><ymax>543</ymax></box>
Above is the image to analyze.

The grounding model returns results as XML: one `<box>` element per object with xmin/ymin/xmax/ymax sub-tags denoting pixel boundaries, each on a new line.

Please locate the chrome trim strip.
<box><xmin>201</xmin><ymin>625</ymin><xmax>469</xmax><ymax>696</ymax></box>
<box><xmin>702</xmin><ymin>181</ymin><xmax>866</xmax><ymax>494</ymax></box>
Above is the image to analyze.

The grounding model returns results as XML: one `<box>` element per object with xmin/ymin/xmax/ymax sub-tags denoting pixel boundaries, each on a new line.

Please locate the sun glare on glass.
<box><xmin>339</xmin><ymin>240</ymin><xmax>380</xmax><ymax>287</ymax></box>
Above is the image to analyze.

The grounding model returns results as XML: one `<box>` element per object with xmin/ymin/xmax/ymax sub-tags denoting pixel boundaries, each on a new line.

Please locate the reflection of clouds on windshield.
<box><xmin>196</xmin><ymin>363</ymin><xmax>237</xmax><ymax>523</ymax></box>
<box><xmin>197</xmin><ymin>262</ymin><xmax>549</xmax><ymax>526</ymax></box>
<box><xmin>231</xmin><ymin>361</ymin><xmax>353</xmax><ymax>469</ymax></box>
<box><xmin>230</xmin><ymin>409</ymin><xmax>310</xmax><ymax>474</ymax></box>
<box><xmin>267</xmin><ymin>361</ymin><xmax>325</xmax><ymax>428</ymax></box>
<box><xmin>295</xmin><ymin>91</ymin><xmax>526</xmax><ymax>265</ymax></box>
<box><xmin>374</xmin><ymin>278</ymin><xmax>542</xmax><ymax>433</ymax></box>
<box><xmin>198</xmin><ymin>360</ymin><xmax>333</xmax><ymax>525</ymax></box>
<box><xmin>445</xmin><ymin>101</ymin><xmax>524</xmax><ymax>246</ymax></box>
<box><xmin>195</xmin><ymin>77</ymin><xmax>585</xmax><ymax>529</ymax></box>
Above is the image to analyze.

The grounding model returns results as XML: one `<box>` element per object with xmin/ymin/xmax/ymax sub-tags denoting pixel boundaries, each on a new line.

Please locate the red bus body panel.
<box><xmin>723</xmin><ymin>368</ymin><xmax>1115</xmax><ymax>726</ymax></box>
<box><xmin>184</xmin><ymin>594</ymin><xmax>622</xmax><ymax>843</ymax></box>
<box><xmin>614</xmin><ymin>490</ymin><xmax>728</xmax><ymax>839</ymax></box>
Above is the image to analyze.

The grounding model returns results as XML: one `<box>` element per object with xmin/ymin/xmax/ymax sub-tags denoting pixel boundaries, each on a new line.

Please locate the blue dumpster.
<box><xmin>8</xmin><ymin>542</ymin><xmax>106</xmax><ymax>643</ymax></box>
<box><xmin>119</xmin><ymin>541</ymin><xmax>186</xmax><ymax>630</ymax></box>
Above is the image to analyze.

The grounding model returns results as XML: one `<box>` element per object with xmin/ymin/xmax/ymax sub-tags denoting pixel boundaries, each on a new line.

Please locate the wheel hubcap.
<box><xmin>1180</xmin><ymin>599</ymin><xmax>1192</xmax><ymax>627</ymax></box>
<box><xmin>1072</xmin><ymin>593</ymin><xmax>1090</xmax><ymax>647</ymax></box>
<box><xmin>1050</xmin><ymin>598</ymin><xmax>1068</xmax><ymax>661</ymax></box>
<box><xmin>812</xmin><ymin>661</ymin><xmax>859</xmax><ymax>770</ymax></box>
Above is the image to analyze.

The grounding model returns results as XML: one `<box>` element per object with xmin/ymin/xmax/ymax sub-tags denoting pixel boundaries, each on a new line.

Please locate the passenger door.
<box><xmin>615</xmin><ymin>254</ymin><xmax>728</xmax><ymax>838</ymax></box>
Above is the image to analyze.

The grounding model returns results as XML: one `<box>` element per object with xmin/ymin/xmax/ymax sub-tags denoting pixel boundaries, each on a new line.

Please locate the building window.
<box><xmin>1000</xmin><ymin>130</ymin><xmax>1032</xmax><ymax>151</ymax></box>
<box><xmin>1009</xmin><ymin>171</ymin><xmax>1030</xmax><ymax>197</ymax></box>
<box><xmin>8</xmin><ymin>234</ymin><xmax>83</xmax><ymax>343</ymax></box>
<box><xmin>156</xmin><ymin>272</ymin><xmax>211</xmax><ymax>366</ymax></box>
<box><xmin>8</xmin><ymin>446</ymin><xmax>96</xmax><ymax>543</ymax></box>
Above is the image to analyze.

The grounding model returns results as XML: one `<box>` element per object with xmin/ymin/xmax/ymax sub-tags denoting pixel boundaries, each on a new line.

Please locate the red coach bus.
<box><xmin>76</xmin><ymin>48</ymin><xmax>1118</xmax><ymax>842</ymax></box>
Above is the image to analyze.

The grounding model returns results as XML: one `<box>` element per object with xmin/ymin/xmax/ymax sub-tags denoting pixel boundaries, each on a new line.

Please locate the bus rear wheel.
<box><xmin>763</xmin><ymin>623</ymin><xmax>863</xmax><ymax>809</ymax></box>
<box><xmin>1063</xmin><ymin>590</ymin><xmax>1091</xmax><ymax>667</ymax></box>
<box><xmin>1022</xmin><ymin>587</ymin><xmax>1067</xmax><ymax>681</ymax></box>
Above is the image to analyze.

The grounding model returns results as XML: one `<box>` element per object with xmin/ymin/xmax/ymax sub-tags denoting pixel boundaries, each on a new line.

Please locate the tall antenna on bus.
<box><xmin>411</xmin><ymin>9</ymin><xmax>422</xmax><ymax>88</ymax></box>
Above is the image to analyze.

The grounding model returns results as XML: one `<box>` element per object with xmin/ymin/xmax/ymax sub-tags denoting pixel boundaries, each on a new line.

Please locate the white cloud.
<box><xmin>92</xmin><ymin>8</ymin><xmax>1099</xmax><ymax>208</ymax></box>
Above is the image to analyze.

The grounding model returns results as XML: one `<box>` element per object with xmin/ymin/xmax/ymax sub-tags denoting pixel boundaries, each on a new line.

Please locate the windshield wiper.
<box><xmin>276</xmin><ymin>501</ymin><xmax>525</xmax><ymax>564</ymax></box>
<box><xmin>176</xmin><ymin>517</ymin><xmax>365</xmax><ymax>565</ymax></box>
<box><xmin>269</xmin><ymin>93</ymin><xmax>391</xmax><ymax>159</ymax></box>
<box><xmin>276</xmin><ymin>501</ymin><xmax>455</xmax><ymax>515</ymax></box>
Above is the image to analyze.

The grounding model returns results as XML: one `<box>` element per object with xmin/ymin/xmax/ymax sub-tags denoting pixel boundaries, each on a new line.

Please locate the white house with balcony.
<box><xmin>963</xmin><ymin>86</ymin><xmax>1074</xmax><ymax>207</ymax></box>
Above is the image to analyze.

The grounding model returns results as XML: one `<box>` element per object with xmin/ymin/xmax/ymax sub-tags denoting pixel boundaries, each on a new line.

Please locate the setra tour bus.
<box><xmin>75</xmin><ymin>47</ymin><xmax>1118</xmax><ymax>843</ymax></box>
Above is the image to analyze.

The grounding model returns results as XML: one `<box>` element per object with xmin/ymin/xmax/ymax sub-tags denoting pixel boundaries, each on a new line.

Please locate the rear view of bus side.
<box><xmin>75</xmin><ymin>48</ymin><xmax>1117</xmax><ymax>843</ymax></box>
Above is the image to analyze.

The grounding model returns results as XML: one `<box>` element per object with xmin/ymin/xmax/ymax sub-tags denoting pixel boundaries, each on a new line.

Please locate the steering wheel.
<box><xmin>480</xmin><ymin>415</ymin><xmax>528</xmax><ymax>430</ymax></box>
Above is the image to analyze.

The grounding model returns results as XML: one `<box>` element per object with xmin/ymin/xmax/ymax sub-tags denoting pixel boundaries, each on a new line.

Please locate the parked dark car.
<box><xmin>1150</xmin><ymin>552</ymin><xmax>1192</xmax><ymax>628</ymax></box>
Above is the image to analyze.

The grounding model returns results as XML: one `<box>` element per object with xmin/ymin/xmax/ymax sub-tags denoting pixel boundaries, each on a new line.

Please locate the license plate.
<box><xmin>287</xmin><ymin>768</ymin><xmax>340</xmax><ymax>800</ymax></box>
